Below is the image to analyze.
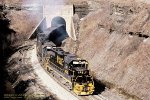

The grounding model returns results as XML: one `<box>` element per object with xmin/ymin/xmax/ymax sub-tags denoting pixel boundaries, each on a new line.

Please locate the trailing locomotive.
<box><xmin>36</xmin><ymin>16</ymin><xmax>94</xmax><ymax>95</ymax></box>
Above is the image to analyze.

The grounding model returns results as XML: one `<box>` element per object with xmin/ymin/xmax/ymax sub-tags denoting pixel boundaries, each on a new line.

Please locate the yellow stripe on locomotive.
<box><xmin>57</xmin><ymin>55</ymin><xmax>63</xmax><ymax>66</ymax></box>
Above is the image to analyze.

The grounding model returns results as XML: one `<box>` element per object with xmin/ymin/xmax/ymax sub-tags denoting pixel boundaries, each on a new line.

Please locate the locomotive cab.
<box><xmin>70</xmin><ymin>60</ymin><xmax>94</xmax><ymax>95</ymax></box>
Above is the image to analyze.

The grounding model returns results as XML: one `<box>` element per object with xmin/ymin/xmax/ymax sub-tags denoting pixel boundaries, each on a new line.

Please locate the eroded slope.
<box><xmin>65</xmin><ymin>0</ymin><xmax>150</xmax><ymax>99</ymax></box>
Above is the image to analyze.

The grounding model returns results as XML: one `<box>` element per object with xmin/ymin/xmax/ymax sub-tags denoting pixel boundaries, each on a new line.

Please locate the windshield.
<box><xmin>72</xmin><ymin>63</ymin><xmax>88</xmax><ymax>69</ymax></box>
<box><xmin>76</xmin><ymin>76</ymin><xmax>86</xmax><ymax>83</ymax></box>
<box><xmin>73</xmin><ymin>64</ymin><xmax>87</xmax><ymax>67</ymax></box>
<box><xmin>76</xmin><ymin>76</ymin><xmax>93</xmax><ymax>83</ymax></box>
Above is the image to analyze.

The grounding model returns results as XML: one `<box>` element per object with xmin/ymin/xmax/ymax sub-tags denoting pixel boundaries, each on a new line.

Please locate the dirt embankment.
<box><xmin>65</xmin><ymin>0</ymin><xmax>150</xmax><ymax>100</ymax></box>
<box><xmin>0</xmin><ymin>4</ymin><xmax>16</xmax><ymax>99</ymax></box>
<box><xmin>0</xmin><ymin>2</ymin><xmax>55</xmax><ymax>99</ymax></box>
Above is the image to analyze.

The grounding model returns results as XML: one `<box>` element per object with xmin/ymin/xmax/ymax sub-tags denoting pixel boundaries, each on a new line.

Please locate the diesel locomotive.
<box><xmin>36</xmin><ymin>16</ymin><xmax>94</xmax><ymax>95</ymax></box>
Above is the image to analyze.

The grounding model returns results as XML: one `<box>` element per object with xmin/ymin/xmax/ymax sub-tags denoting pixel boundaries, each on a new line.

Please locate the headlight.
<box><xmin>75</xmin><ymin>85</ymin><xmax>83</xmax><ymax>91</ymax></box>
<box><xmin>88</xmin><ymin>83</ymin><xmax>93</xmax><ymax>86</ymax></box>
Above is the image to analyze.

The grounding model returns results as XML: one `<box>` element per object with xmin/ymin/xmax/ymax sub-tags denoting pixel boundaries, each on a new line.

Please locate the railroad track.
<box><xmin>93</xmin><ymin>95</ymin><xmax>108</xmax><ymax>100</ymax></box>
<box><xmin>81</xmin><ymin>94</ymin><xmax>108</xmax><ymax>100</ymax></box>
<box><xmin>46</xmin><ymin>69</ymin><xmax>108</xmax><ymax>100</ymax></box>
<box><xmin>40</xmin><ymin>61</ymin><xmax>82</xmax><ymax>100</ymax></box>
<box><xmin>39</xmin><ymin>57</ymin><xmax>108</xmax><ymax>100</ymax></box>
<box><xmin>32</xmin><ymin>45</ymin><xmax>108</xmax><ymax>100</ymax></box>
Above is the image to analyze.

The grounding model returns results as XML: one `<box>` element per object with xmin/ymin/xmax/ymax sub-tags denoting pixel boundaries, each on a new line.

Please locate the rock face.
<box><xmin>0</xmin><ymin>4</ymin><xmax>16</xmax><ymax>98</ymax></box>
<box><xmin>65</xmin><ymin>0</ymin><xmax>150</xmax><ymax>99</ymax></box>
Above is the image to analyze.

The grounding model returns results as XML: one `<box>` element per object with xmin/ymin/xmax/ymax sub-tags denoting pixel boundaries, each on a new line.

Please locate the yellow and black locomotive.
<box><xmin>44</xmin><ymin>46</ymin><xmax>94</xmax><ymax>95</ymax></box>
<box><xmin>36</xmin><ymin>16</ymin><xmax>94</xmax><ymax>95</ymax></box>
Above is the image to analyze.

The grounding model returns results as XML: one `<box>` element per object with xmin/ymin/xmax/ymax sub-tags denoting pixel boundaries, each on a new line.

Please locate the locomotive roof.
<box><xmin>64</xmin><ymin>54</ymin><xmax>77</xmax><ymax>64</ymax></box>
<box><xmin>50</xmin><ymin>47</ymin><xmax>78</xmax><ymax>64</ymax></box>
<box><xmin>51</xmin><ymin>47</ymin><xmax>72</xmax><ymax>55</ymax></box>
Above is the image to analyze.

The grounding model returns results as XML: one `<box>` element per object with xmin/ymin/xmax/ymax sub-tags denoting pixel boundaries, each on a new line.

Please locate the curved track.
<box><xmin>30</xmin><ymin>45</ymin><xmax>108</xmax><ymax>100</ymax></box>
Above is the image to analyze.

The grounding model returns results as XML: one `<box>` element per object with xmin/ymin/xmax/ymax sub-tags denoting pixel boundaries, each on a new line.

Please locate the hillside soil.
<box><xmin>65</xmin><ymin>0</ymin><xmax>150</xmax><ymax>100</ymax></box>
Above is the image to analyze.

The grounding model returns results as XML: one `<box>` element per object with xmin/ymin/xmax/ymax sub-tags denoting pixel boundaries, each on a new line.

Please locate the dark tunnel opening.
<box><xmin>51</xmin><ymin>16</ymin><xmax>66</xmax><ymax>28</ymax></box>
<box><xmin>42</xmin><ymin>16</ymin><xmax>69</xmax><ymax>47</ymax></box>
<box><xmin>48</xmin><ymin>25</ymin><xmax>68</xmax><ymax>46</ymax></box>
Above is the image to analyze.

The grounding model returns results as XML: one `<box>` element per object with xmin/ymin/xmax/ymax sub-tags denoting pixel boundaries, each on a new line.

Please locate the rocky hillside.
<box><xmin>65</xmin><ymin>0</ymin><xmax>150</xmax><ymax>99</ymax></box>
<box><xmin>0</xmin><ymin>2</ymin><xmax>55</xmax><ymax>99</ymax></box>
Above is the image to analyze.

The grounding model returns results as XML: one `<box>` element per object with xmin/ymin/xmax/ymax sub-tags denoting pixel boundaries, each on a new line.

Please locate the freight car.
<box><xmin>36</xmin><ymin>16</ymin><xmax>94</xmax><ymax>95</ymax></box>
